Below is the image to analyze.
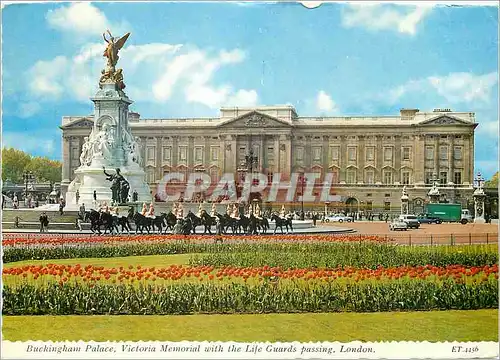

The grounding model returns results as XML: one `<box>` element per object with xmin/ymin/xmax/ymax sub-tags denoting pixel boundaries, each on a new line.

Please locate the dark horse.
<box><xmin>83</xmin><ymin>210</ymin><xmax>102</xmax><ymax>234</ymax></box>
<box><xmin>100</xmin><ymin>212</ymin><xmax>118</xmax><ymax>234</ymax></box>
<box><xmin>131</xmin><ymin>212</ymin><xmax>153</xmax><ymax>234</ymax></box>
<box><xmin>113</xmin><ymin>214</ymin><xmax>132</xmax><ymax>234</ymax></box>
<box><xmin>186</xmin><ymin>210</ymin><xmax>216</xmax><ymax>234</ymax></box>
<box><xmin>271</xmin><ymin>213</ymin><xmax>293</xmax><ymax>234</ymax></box>
<box><xmin>164</xmin><ymin>212</ymin><xmax>178</xmax><ymax>232</ymax></box>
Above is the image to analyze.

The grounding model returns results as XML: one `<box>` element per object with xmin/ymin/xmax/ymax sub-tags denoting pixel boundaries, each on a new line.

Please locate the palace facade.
<box><xmin>60</xmin><ymin>106</ymin><xmax>477</xmax><ymax>213</ymax></box>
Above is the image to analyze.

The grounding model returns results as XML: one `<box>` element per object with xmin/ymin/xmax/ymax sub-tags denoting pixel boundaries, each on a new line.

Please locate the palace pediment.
<box><xmin>419</xmin><ymin>115</ymin><xmax>472</xmax><ymax>126</ymax></box>
<box><xmin>217</xmin><ymin>111</ymin><xmax>294</xmax><ymax>129</ymax></box>
<box><xmin>60</xmin><ymin>117</ymin><xmax>94</xmax><ymax>129</ymax></box>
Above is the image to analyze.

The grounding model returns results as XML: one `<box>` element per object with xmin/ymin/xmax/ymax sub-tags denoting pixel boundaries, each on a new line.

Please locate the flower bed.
<box><xmin>2</xmin><ymin>234</ymin><xmax>393</xmax><ymax>247</ymax></box>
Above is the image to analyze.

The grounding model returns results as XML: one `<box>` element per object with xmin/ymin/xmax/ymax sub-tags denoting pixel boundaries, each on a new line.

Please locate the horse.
<box><xmin>222</xmin><ymin>214</ymin><xmax>239</xmax><ymax>234</ymax></box>
<box><xmin>271</xmin><ymin>213</ymin><xmax>294</xmax><ymax>234</ymax></box>
<box><xmin>113</xmin><ymin>214</ymin><xmax>132</xmax><ymax>234</ymax></box>
<box><xmin>131</xmin><ymin>212</ymin><xmax>153</xmax><ymax>234</ymax></box>
<box><xmin>100</xmin><ymin>212</ymin><xmax>118</xmax><ymax>234</ymax></box>
<box><xmin>151</xmin><ymin>213</ymin><xmax>167</xmax><ymax>234</ymax></box>
<box><xmin>85</xmin><ymin>210</ymin><xmax>102</xmax><ymax>234</ymax></box>
<box><xmin>164</xmin><ymin>212</ymin><xmax>178</xmax><ymax>232</ymax></box>
<box><xmin>199</xmin><ymin>210</ymin><xmax>216</xmax><ymax>235</ymax></box>
<box><xmin>237</xmin><ymin>214</ymin><xmax>250</xmax><ymax>234</ymax></box>
<box><xmin>185</xmin><ymin>211</ymin><xmax>202</xmax><ymax>234</ymax></box>
<box><xmin>255</xmin><ymin>216</ymin><xmax>269</xmax><ymax>234</ymax></box>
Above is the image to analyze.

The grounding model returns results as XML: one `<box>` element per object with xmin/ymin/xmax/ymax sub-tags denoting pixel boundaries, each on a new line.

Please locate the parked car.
<box><xmin>398</xmin><ymin>214</ymin><xmax>420</xmax><ymax>229</ymax></box>
<box><xmin>324</xmin><ymin>214</ymin><xmax>353</xmax><ymax>223</ymax></box>
<box><xmin>417</xmin><ymin>214</ymin><xmax>442</xmax><ymax>224</ymax></box>
<box><xmin>389</xmin><ymin>219</ymin><xmax>408</xmax><ymax>231</ymax></box>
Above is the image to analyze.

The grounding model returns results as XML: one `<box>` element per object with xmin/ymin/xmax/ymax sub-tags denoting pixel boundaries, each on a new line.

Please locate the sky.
<box><xmin>1</xmin><ymin>1</ymin><xmax>499</xmax><ymax>179</ymax></box>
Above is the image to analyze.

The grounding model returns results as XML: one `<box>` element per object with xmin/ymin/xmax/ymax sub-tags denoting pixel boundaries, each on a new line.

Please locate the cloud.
<box><xmin>386</xmin><ymin>71</ymin><xmax>498</xmax><ymax>105</ymax></box>
<box><xmin>341</xmin><ymin>4</ymin><xmax>433</xmax><ymax>35</ymax></box>
<box><xmin>428</xmin><ymin>72</ymin><xmax>498</xmax><ymax>103</ymax></box>
<box><xmin>24</xmin><ymin>42</ymin><xmax>257</xmax><ymax>112</ymax></box>
<box><xmin>18</xmin><ymin>102</ymin><xmax>42</xmax><ymax>118</ymax></box>
<box><xmin>316</xmin><ymin>90</ymin><xmax>338</xmax><ymax>113</ymax></box>
<box><xmin>3</xmin><ymin>131</ymin><xmax>57</xmax><ymax>155</ymax></box>
<box><xmin>46</xmin><ymin>3</ymin><xmax>112</xmax><ymax>37</ymax></box>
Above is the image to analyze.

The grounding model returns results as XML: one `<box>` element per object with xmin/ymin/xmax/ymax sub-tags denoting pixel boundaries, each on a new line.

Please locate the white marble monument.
<box><xmin>65</xmin><ymin>31</ymin><xmax>150</xmax><ymax>209</ymax></box>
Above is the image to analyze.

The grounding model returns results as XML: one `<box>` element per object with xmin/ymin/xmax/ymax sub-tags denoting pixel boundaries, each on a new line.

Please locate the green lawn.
<box><xmin>3</xmin><ymin>254</ymin><xmax>194</xmax><ymax>268</ymax></box>
<box><xmin>3</xmin><ymin>310</ymin><xmax>497</xmax><ymax>342</ymax></box>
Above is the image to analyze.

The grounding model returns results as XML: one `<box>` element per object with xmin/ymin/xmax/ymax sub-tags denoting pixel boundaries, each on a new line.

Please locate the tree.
<box><xmin>1</xmin><ymin>148</ymin><xmax>32</xmax><ymax>183</ymax></box>
<box><xmin>1</xmin><ymin>148</ymin><xmax>62</xmax><ymax>184</ymax></box>
<box><xmin>485</xmin><ymin>172</ymin><xmax>498</xmax><ymax>189</ymax></box>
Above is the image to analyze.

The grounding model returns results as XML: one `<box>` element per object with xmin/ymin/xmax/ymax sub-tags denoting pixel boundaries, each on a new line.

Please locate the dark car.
<box><xmin>417</xmin><ymin>214</ymin><xmax>442</xmax><ymax>224</ymax></box>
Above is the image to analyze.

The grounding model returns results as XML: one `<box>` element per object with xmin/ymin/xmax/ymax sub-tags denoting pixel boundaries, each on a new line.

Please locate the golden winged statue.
<box><xmin>103</xmin><ymin>30</ymin><xmax>130</xmax><ymax>69</ymax></box>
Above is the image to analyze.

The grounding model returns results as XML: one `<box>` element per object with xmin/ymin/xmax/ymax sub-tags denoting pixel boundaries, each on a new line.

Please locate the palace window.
<box><xmin>72</xmin><ymin>147</ymin><xmax>80</xmax><ymax>161</ymax></box>
<box><xmin>147</xmin><ymin>146</ymin><xmax>155</xmax><ymax>161</ymax></box>
<box><xmin>346</xmin><ymin>169</ymin><xmax>357</xmax><ymax>184</ymax></box>
<box><xmin>425</xmin><ymin>146</ymin><xmax>434</xmax><ymax>160</ymax></box>
<box><xmin>402</xmin><ymin>147</ymin><xmax>411</xmax><ymax>161</ymax></box>
<box><xmin>146</xmin><ymin>167</ymin><xmax>155</xmax><ymax>183</ymax></box>
<box><xmin>195</xmin><ymin>147</ymin><xmax>203</xmax><ymax>162</ymax></box>
<box><xmin>331</xmin><ymin>168</ymin><xmax>339</xmax><ymax>183</ymax></box>
<box><xmin>384</xmin><ymin>147</ymin><xmax>393</xmax><ymax>161</ymax></box>
<box><xmin>384</xmin><ymin>193</ymin><xmax>390</xmax><ymax>197</ymax></box>
<box><xmin>210</xmin><ymin>167</ymin><xmax>219</xmax><ymax>183</ymax></box>
<box><xmin>425</xmin><ymin>172</ymin><xmax>434</xmax><ymax>184</ymax></box>
<box><xmin>439</xmin><ymin>145</ymin><xmax>448</xmax><ymax>160</ymax></box>
<box><xmin>267</xmin><ymin>147</ymin><xmax>274</xmax><ymax>159</ymax></box>
<box><xmin>365</xmin><ymin>170</ymin><xmax>374</xmax><ymax>185</ymax></box>
<box><xmin>402</xmin><ymin>171</ymin><xmax>410</xmax><ymax>185</ymax></box>
<box><xmin>440</xmin><ymin>171</ymin><xmax>448</xmax><ymax>185</ymax></box>
<box><xmin>163</xmin><ymin>147</ymin><xmax>171</xmax><ymax>161</ymax></box>
<box><xmin>239</xmin><ymin>147</ymin><xmax>246</xmax><ymax>161</ymax></box>
<box><xmin>267</xmin><ymin>172</ymin><xmax>274</xmax><ymax>184</ymax></box>
<box><xmin>330</xmin><ymin>146</ymin><xmax>340</xmax><ymax>161</ymax></box>
<box><xmin>383</xmin><ymin>170</ymin><xmax>393</xmax><ymax>184</ymax></box>
<box><xmin>179</xmin><ymin>147</ymin><xmax>187</xmax><ymax>161</ymax></box>
<box><xmin>296</xmin><ymin>147</ymin><xmax>304</xmax><ymax>161</ymax></box>
<box><xmin>365</xmin><ymin>147</ymin><xmax>375</xmax><ymax>161</ymax></box>
<box><xmin>454</xmin><ymin>146</ymin><xmax>462</xmax><ymax>160</ymax></box>
<box><xmin>366</xmin><ymin>201</ymin><xmax>373</xmax><ymax>211</ymax></box>
<box><xmin>454</xmin><ymin>171</ymin><xmax>462</xmax><ymax>185</ymax></box>
<box><xmin>211</xmin><ymin>147</ymin><xmax>219</xmax><ymax>161</ymax></box>
<box><xmin>384</xmin><ymin>201</ymin><xmax>391</xmax><ymax>211</ymax></box>
<box><xmin>312</xmin><ymin>146</ymin><xmax>322</xmax><ymax>161</ymax></box>
<box><xmin>348</xmin><ymin>147</ymin><xmax>357</xmax><ymax>161</ymax></box>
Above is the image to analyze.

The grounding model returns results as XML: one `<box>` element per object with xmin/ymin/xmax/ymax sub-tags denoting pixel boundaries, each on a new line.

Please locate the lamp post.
<box><xmin>22</xmin><ymin>171</ymin><xmax>35</xmax><ymax>207</ymax></box>
<box><xmin>243</xmin><ymin>148</ymin><xmax>258</xmax><ymax>203</ymax></box>
<box><xmin>299</xmin><ymin>173</ymin><xmax>307</xmax><ymax>220</ymax></box>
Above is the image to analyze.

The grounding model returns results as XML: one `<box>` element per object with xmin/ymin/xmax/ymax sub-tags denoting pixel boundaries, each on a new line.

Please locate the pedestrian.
<box><xmin>39</xmin><ymin>212</ymin><xmax>48</xmax><ymax>232</ymax></box>
<box><xmin>93</xmin><ymin>190</ymin><xmax>97</xmax><ymax>202</ymax></box>
<box><xmin>312</xmin><ymin>212</ymin><xmax>318</xmax><ymax>227</ymax></box>
<box><xmin>76</xmin><ymin>190</ymin><xmax>80</xmax><ymax>204</ymax></box>
<box><xmin>59</xmin><ymin>198</ymin><xmax>65</xmax><ymax>215</ymax></box>
<box><xmin>79</xmin><ymin>203</ymin><xmax>86</xmax><ymax>219</ymax></box>
<box><xmin>14</xmin><ymin>216</ymin><xmax>21</xmax><ymax>229</ymax></box>
<box><xmin>35</xmin><ymin>199</ymin><xmax>39</xmax><ymax>208</ymax></box>
<box><xmin>76</xmin><ymin>217</ymin><xmax>83</xmax><ymax>231</ymax></box>
<box><xmin>385</xmin><ymin>213</ymin><xmax>389</xmax><ymax>223</ymax></box>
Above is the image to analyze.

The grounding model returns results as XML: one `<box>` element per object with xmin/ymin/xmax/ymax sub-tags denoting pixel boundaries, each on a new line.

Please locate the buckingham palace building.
<box><xmin>60</xmin><ymin>105</ymin><xmax>477</xmax><ymax>214</ymax></box>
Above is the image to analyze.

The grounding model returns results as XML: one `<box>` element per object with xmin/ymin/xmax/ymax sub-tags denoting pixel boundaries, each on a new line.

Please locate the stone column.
<box><xmin>274</xmin><ymin>135</ymin><xmax>280</xmax><ymax>174</ymax></box>
<box><xmin>375</xmin><ymin>135</ymin><xmax>383</xmax><ymax>183</ymax></box>
<box><xmin>357</xmin><ymin>135</ymin><xmax>365</xmax><ymax>183</ymax></box>
<box><xmin>414</xmin><ymin>135</ymin><xmax>425</xmax><ymax>184</ymax></box>
<box><xmin>434</xmin><ymin>135</ymin><xmax>439</xmax><ymax>180</ymax></box>
<box><xmin>305</xmin><ymin>135</ymin><xmax>312</xmax><ymax>171</ymax></box>
<box><xmin>172</xmin><ymin>136</ymin><xmax>179</xmax><ymax>168</ymax></box>
<box><xmin>322</xmin><ymin>135</ymin><xmax>329</xmax><ymax>176</ymax></box>
<box><xmin>449</xmin><ymin>136</ymin><xmax>454</xmax><ymax>184</ymax></box>
<box><xmin>188</xmin><ymin>136</ymin><xmax>194</xmax><ymax>171</ymax></box>
<box><xmin>156</xmin><ymin>137</ymin><xmax>162</xmax><ymax>180</ymax></box>
<box><xmin>340</xmin><ymin>135</ymin><xmax>347</xmax><ymax>182</ymax></box>
<box><xmin>394</xmin><ymin>135</ymin><xmax>401</xmax><ymax>183</ymax></box>
<box><xmin>62</xmin><ymin>136</ymin><xmax>71</xmax><ymax>182</ymax></box>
